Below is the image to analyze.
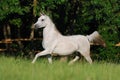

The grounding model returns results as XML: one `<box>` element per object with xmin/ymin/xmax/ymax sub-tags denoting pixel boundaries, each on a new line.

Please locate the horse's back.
<box><xmin>67</xmin><ymin>35</ymin><xmax>89</xmax><ymax>45</ymax></box>
<box><xmin>59</xmin><ymin>35</ymin><xmax>90</xmax><ymax>47</ymax></box>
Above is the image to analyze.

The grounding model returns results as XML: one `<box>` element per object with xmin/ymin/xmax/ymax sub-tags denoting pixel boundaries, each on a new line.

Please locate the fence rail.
<box><xmin>115</xmin><ymin>42</ymin><xmax>120</xmax><ymax>46</ymax></box>
<box><xmin>0</xmin><ymin>38</ymin><xmax>42</xmax><ymax>52</ymax></box>
<box><xmin>0</xmin><ymin>38</ymin><xmax>120</xmax><ymax>52</ymax></box>
<box><xmin>0</xmin><ymin>38</ymin><xmax>42</xmax><ymax>43</ymax></box>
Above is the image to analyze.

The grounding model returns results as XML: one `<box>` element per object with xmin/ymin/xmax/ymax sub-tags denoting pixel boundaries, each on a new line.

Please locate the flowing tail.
<box><xmin>87</xmin><ymin>31</ymin><xmax>106</xmax><ymax>47</ymax></box>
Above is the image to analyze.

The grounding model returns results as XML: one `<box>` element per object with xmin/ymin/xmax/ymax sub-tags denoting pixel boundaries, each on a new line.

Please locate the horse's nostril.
<box><xmin>34</xmin><ymin>24</ymin><xmax>39</xmax><ymax>29</ymax></box>
<box><xmin>34</xmin><ymin>23</ymin><xmax>36</xmax><ymax>26</ymax></box>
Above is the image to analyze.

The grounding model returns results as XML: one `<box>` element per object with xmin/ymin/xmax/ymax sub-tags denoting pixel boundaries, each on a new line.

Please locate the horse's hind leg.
<box><xmin>78</xmin><ymin>51</ymin><xmax>92</xmax><ymax>64</ymax></box>
<box><xmin>83</xmin><ymin>54</ymin><xmax>92</xmax><ymax>64</ymax></box>
<box><xmin>69</xmin><ymin>55</ymin><xmax>80</xmax><ymax>65</ymax></box>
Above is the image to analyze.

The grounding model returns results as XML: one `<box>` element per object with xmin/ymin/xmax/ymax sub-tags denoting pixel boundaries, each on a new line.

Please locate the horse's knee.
<box><xmin>35</xmin><ymin>53</ymin><xmax>40</xmax><ymax>58</ymax></box>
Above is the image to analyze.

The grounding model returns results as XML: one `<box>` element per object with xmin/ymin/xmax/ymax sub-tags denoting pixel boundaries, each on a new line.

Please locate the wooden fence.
<box><xmin>115</xmin><ymin>42</ymin><xmax>120</xmax><ymax>46</ymax></box>
<box><xmin>0</xmin><ymin>38</ymin><xmax>42</xmax><ymax>52</ymax></box>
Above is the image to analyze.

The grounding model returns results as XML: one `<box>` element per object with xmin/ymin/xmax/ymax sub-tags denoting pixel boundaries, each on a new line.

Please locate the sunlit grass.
<box><xmin>0</xmin><ymin>56</ymin><xmax>120</xmax><ymax>80</ymax></box>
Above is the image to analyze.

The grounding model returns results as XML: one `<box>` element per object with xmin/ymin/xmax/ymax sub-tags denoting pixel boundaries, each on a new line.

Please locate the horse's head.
<box><xmin>34</xmin><ymin>14</ymin><xmax>49</xmax><ymax>29</ymax></box>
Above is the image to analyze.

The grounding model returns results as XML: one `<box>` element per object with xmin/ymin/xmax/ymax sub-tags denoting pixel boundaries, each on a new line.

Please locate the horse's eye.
<box><xmin>41</xmin><ymin>19</ymin><xmax>44</xmax><ymax>21</ymax></box>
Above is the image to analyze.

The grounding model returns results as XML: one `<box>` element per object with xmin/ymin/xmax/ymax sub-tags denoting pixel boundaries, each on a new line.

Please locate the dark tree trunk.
<box><xmin>3</xmin><ymin>24</ymin><xmax>11</xmax><ymax>51</ymax></box>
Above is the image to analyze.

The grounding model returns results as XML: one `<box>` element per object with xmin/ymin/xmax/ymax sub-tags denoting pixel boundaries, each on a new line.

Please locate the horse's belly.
<box><xmin>53</xmin><ymin>42</ymin><xmax>77</xmax><ymax>55</ymax></box>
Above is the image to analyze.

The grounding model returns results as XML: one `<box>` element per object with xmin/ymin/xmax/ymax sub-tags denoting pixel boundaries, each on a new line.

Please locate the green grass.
<box><xmin>0</xmin><ymin>56</ymin><xmax>120</xmax><ymax>80</ymax></box>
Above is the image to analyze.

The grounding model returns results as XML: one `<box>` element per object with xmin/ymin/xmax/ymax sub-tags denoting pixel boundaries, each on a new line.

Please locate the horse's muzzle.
<box><xmin>34</xmin><ymin>23</ymin><xmax>39</xmax><ymax>29</ymax></box>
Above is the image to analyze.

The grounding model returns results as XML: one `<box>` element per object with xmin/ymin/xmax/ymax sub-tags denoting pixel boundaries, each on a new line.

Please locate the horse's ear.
<box><xmin>40</xmin><ymin>13</ymin><xmax>43</xmax><ymax>16</ymax></box>
<box><xmin>40</xmin><ymin>12</ymin><xmax>45</xmax><ymax>16</ymax></box>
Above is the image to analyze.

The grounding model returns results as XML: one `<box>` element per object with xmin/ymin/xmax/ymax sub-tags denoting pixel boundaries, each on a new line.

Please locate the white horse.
<box><xmin>32</xmin><ymin>14</ymin><xmax>106</xmax><ymax>64</ymax></box>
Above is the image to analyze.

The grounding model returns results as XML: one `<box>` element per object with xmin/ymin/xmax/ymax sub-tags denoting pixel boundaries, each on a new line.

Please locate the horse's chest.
<box><xmin>42</xmin><ymin>38</ymin><xmax>55</xmax><ymax>49</ymax></box>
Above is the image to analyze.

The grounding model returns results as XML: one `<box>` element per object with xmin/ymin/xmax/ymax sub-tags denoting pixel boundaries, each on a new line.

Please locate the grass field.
<box><xmin>0</xmin><ymin>56</ymin><xmax>120</xmax><ymax>80</ymax></box>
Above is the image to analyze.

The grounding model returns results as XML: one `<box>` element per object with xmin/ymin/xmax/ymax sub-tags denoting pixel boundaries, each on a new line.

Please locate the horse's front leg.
<box><xmin>32</xmin><ymin>50</ymin><xmax>51</xmax><ymax>63</ymax></box>
<box><xmin>47</xmin><ymin>54</ymin><xmax>52</xmax><ymax>64</ymax></box>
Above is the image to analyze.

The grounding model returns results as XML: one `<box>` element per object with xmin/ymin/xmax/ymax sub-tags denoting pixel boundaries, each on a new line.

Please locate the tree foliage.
<box><xmin>0</xmin><ymin>0</ymin><xmax>30</xmax><ymax>27</ymax></box>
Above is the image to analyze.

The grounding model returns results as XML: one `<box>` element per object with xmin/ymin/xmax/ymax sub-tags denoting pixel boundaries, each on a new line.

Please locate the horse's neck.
<box><xmin>43</xmin><ymin>21</ymin><xmax>62</xmax><ymax>42</ymax></box>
